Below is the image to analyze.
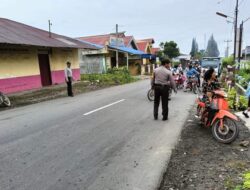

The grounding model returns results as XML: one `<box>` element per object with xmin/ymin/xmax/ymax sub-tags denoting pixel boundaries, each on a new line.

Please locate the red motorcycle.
<box><xmin>174</xmin><ymin>74</ymin><xmax>184</xmax><ymax>89</ymax></box>
<box><xmin>186</xmin><ymin>76</ymin><xmax>199</xmax><ymax>94</ymax></box>
<box><xmin>196</xmin><ymin>90</ymin><xmax>239</xmax><ymax>144</ymax></box>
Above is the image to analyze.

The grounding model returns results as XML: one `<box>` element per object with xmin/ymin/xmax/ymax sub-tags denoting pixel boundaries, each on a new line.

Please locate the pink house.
<box><xmin>0</xmin><ymin>18</ymin><xmax>97</xmax><ymax>94</ymax></box>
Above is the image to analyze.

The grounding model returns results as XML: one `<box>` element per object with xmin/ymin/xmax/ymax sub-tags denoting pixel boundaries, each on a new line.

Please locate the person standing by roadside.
<box><xmin>243</xmin><ymin>82</ymin><xmax>250</xmax><ymax>118</ymax></box>
<box><xmin>65</xmin><ymin>61</ymin><xmax>74</xmax><ymax>97</ymax></box>
<box><xmin>152</xmin><ymin>58</ymin><xmax>176</xmax><ymax>121</ymax></box>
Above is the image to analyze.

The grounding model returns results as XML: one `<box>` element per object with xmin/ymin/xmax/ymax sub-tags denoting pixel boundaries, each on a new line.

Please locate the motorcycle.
<box><xmin>185</xmin><ymin>76</ymin><xmax>199</xmax><ymax>94</ymax></box>
<box><xmin>0</xmin><ymin>91</ymin><xmax>11</xmax><ymax>107</ymax></box>
<box><xmin>147</xmin><ymin>87</ymin><xmax>172</xmax><ymax>102</ymax></box>
<box><xmin>196</xmin><ymin>90</ymin><xmax>239</xmax><ymax>144</ymax></box>
<box><xmin>174</xmin><ymin>74</ymin><xmax>184</xmax><ymax>89</ymax></box>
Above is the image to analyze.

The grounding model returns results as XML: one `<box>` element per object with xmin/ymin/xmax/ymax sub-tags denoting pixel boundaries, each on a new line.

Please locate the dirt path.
<box><xmin>159</xmin><ymin>106</ymin><xmax>250</xmax><ymax>190</ymax></box>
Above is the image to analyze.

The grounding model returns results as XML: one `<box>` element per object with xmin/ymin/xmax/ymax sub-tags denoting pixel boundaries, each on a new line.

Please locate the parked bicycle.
<box><xmin>147</xmin><ymin>88</ymin><xmax>154</xmax><ymax>101</ymax></box>
<box><xmin>147</xmin><ymin>88</ymin><xmax>172</xmax><ymax>101</ymax></box>
<box><xmin>0</xmin><ymin>91</ymin><xmax>11</xmax><ymax>107</ymax></box>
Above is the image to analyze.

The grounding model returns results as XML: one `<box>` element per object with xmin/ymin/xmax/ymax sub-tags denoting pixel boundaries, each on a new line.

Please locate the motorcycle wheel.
<box><xmin>147</xmin><ymin>89</ymin><xmax>154</xmax><ymax>101</ymax></box>
<box><xmin>189</xmin><ymin>83</ymin><xmax>192</xmax><ymax>92</ymax></box>
<box><xmin>176</xmin><ymin>84</ymin><xmax>180</xmax><ymax>89</ymax></box>
<box><xmin>192</xmin><ymin>84</ymin><xmax>198</xmax><ymax>94</ymax></box>
<box><xmin>3</xmin><ymin>95</ymin><xmax>11</xmax><ymax>107</ymax></box>
<box><xmin>177</xmin><ymin>84</ymin><xmax>183</xmax><ymax>89</ymax></box>
<box><xmin>211</xmin><ymin>117</ymin><xmax>239</xmax><ymax>144</ymax></box>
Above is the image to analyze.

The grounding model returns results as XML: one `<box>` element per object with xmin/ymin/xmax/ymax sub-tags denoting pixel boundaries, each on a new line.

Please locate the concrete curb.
<box><xmin>235</xmin><ymin>112</ymin><xmax>250</xmax><ymax>131</ymax></box>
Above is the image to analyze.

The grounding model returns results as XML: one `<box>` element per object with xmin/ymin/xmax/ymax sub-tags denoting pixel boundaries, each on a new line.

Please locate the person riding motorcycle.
<box><xmin>201</xmin><ymin>67</ymin><xmax>220</xmax><ymax>125</ymax></box>
<box><xmin>194</xmin><ymin>63</ymin><xmax>201</xmax><ymax>87</ymax></box>
<box><xmin>184</xmin><ymin>65</ymin><xmax>199</xmax><ymax>91</ymax></box>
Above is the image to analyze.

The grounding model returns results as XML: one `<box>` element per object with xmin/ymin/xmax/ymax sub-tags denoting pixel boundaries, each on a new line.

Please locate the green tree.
<box><xmin>206</xmin><ymin>34</ymin><xmax>220</xmax><ymax>57</ymax></box>
<box><xmin>199</xmin><ymin>49</ymin><xmax>206</xmax><ymax>57</ymax></box>
<box><xmin>160</xmin><ymin>41</ymin><xmax>180</xmax><ymax>59</ymax></box>
<box><xmin>190</xmin><ymin>38</ymin><xmax>199</xmax><ymax>57</ymax></box>
<box><xmin>194</xmin><ymin>52</ymin><xmax>202</xmax><ymax>60</ymax></box>
<box><xmin>156</xmin><ymin>50</ymin><xmax>165</xmax><ymax>60</ymax></box>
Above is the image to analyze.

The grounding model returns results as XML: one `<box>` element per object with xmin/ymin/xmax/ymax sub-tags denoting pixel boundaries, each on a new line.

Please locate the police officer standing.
<box><xmin>152</xmin><ymin>58</ymin><xmax>176</xmax><ymax>121</ymax></box>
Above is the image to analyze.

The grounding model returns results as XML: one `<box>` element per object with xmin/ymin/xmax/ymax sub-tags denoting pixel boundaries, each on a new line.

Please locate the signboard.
<box><xmin>110</xmin><ymin>37</ymin><xmax>124</xmax><ymax>47</ymax></box>
<box><xmin>80</xmin><ymin>55</ymin><xmax>105</xmax><ymax>74</ymax></box>
<box><xmin>82</xmin><ymin>49</ymin><xmax>107</xmax><ymax>55</ymax></box>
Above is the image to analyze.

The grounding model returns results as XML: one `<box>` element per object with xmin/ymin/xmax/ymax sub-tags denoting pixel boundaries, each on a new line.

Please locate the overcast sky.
<box><xmin>1</xmin><ymin>0</ymin><xmax>250</xmax><ymax>55</ymax></box>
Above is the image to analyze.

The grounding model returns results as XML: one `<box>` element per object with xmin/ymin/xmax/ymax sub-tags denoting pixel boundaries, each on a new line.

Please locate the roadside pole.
<box><xmin>233</xmin><ymin>0</ymin><xmax>239</xmax><ymax>62</ymax></box>
<box><xmin>116</xmin><ymin>24</ymin><xmax>119</xmax><ymax>68</ymax></box>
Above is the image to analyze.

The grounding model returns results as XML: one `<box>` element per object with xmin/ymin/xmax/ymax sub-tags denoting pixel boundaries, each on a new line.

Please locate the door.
<box><xmin>38</xmin><ymin>54</ymin><xmax>52</xmax><ymax>86</ymax></box>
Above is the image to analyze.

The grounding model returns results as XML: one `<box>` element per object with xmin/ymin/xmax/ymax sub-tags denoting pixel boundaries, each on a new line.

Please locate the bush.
<box><xmin>227</xmin><ymin>87</ymin><xmax>237</xmax><ymax>110</ymax></box>
<box><xmin>222</xmin><ymin>56</ymin><xmax>234</xmax><ymax>68</ymax></box>
<box><xmin>237</xmin><ymin>68</ymin><xmax>250</xmax><ymax>89</ymax></box>
<box><xmin>227</xmin><ymin>87</ymin><xmax>248</xmax><ymax>110</ymax></box>
<box><xmin>233</xmin><ymin>171</ymin><xmax>250</xmax><ymax>190</ymax></box>
<box><xmin>243</xmin><ymin>172</ymin><xmax>250</xmax><ymax>189</ymax></box>
<box><xmin>239</xmin><ymin>95</ymin><xmax>248</xmax><ymax>110</ymax></box>
<box><xmin>81</xmin><ymin>67</ymin><xmax>136</xmax><ymax>85</ymax></box>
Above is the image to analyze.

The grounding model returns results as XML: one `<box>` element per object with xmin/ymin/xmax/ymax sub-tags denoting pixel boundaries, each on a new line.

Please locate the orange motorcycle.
<box><xmin>196</xmin><ymin>90</ymin><xmax>239</xmax><ymax>144</ymax></box>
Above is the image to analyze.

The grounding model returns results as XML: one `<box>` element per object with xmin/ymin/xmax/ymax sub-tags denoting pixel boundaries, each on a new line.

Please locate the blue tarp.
<box><xmin>77</xmin><ymin>41</ymin><xmax>154</xmax><ymax>58</ymax></box>
<box><xmin>141</xmin><ymin>54</ymin><xmax>156</xmax><ymax>59</ymax></box>
<box><xmin>108</xmin><ymin>45</ymin><xmax>147</xmax><ymax>56</ymax></box>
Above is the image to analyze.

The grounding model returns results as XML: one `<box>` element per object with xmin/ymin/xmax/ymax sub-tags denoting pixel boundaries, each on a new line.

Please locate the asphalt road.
<box><xmin>0</xmin><ymin>80</ymin><xmax>196</xmax><ymax>190</ymax></box>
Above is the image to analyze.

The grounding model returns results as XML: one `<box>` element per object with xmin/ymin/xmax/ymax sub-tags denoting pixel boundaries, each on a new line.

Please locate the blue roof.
<box><xmin>108</xmin><ymin>45</ymin><xmax>147</xmax><ymax>55</ymax></box>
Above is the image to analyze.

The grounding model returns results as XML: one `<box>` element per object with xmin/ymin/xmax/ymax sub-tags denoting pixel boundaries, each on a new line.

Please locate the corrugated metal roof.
<box><xmin>108</xmin><ymin>45</ymin><xmax>146</xmax><ymax>55</ymax></box>
<box><xmin>77</xmin><ymin>39</ymin><xmax>104</xmax><ymax>49</ymax></box>
<box><xmin>136</xmin><ymin>41</ymin><xmax>148</xmax><ymax>53</ymax></box>
<box><xmin>151</xmin><ymin>48</ymin><xmax>160</xmax><ymax>55</ymax></box>
<box><xmin>137</xmin><ymin>38</ymin><xmax>155</xmax><ymax>44</ymax></box>
<box><xmin>77</xmin><ymin>34</ymin><xmax>111</xmax><ymax>46</ymax></box>
<box><xmin>77</xmin><ymin>34</ymin><xmax>138</xmax><ymax>49</ymax></box>
<box><xmin>0</xmin><ymin>18</ymin><xmax>97</xmax><ymax>49</ymax></box>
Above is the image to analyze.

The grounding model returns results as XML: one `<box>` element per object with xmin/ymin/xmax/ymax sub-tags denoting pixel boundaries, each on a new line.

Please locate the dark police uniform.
<box><xmin>152</xmin><ymin>66</ymin><xmax>176</xmax><ymax>120</ymax></box>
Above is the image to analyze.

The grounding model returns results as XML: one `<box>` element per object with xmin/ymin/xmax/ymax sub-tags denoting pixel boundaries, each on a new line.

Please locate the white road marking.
<box><xmin>83</xmin><ymin>99</ymin><xmax>126</xmax><ymax>116</ymax></box>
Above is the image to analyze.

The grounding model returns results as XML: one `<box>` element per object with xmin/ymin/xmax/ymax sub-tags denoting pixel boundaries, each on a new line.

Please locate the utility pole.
<box><xmin>116</xmin><ymin>24</ymin><xmax>119</xmax><ymax>68</ymax></box>
<box><xmin>233</xmin><ymin>0</ymin><xmax>239</xmax><ymax>62</ymax></box>
<box><xmin>224</xmin><ymin>40</ymin><xmax>232</xmax><ymax>57</ymax></box>
<box><xmin>238</xmin><ymin>21</ymin><xmax>243</xmax><ymax>63</ymax></box>
<box><xmin>48</xmin><ymin>20</ymin><xmax>52</xmax><ymax>38</ymax></box>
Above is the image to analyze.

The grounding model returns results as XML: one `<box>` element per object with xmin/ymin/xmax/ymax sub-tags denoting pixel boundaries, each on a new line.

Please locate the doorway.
<box><xmin>38</xmin><ymin>54</ymin><xmax>52</xmax><ymax>86</ymax></box>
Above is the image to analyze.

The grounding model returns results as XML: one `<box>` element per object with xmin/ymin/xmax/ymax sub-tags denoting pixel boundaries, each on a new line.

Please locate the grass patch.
<box><xmin>3</xmin><ymin>68</ymin><xmax>139</xmax><ymax>110</ymax></box>
<box><xmin>81</xmin><ymin>67</ymin><xmax>138</xmax><ymax>85</ymax></box>
<box><xmin>231</xmin><ymin>171</ymin><xmax>250</xmax><ymax>190</ymax></box>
